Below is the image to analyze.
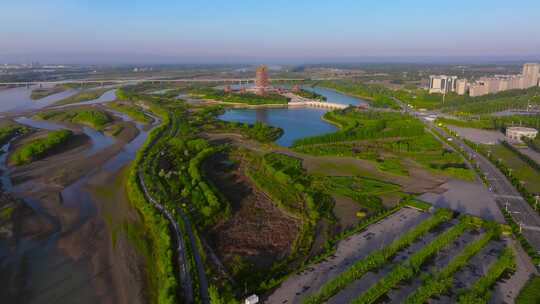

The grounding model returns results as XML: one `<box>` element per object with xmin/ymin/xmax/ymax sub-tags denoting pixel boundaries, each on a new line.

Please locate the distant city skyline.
<box><xmin>2</xmin><ymin>0</ymin><xmax>540</xmax><ymax>64</ymax></box>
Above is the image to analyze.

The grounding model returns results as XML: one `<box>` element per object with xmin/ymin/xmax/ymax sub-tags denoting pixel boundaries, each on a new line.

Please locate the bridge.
<box><xmin>288</xmin><ymin>101</ymin><xmax>348</xmax><ymax>110</ymax></box>
<box><xmin>283</xmin><ymin>92</ymin><xmax>349</xmax><ymax>110</ymax></box>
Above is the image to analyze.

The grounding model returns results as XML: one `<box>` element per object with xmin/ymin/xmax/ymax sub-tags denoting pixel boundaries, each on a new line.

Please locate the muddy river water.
<box><xmin>0</xmin><ymin>109</ymin><xmax>156</xmax><ymax>303</ymax></box>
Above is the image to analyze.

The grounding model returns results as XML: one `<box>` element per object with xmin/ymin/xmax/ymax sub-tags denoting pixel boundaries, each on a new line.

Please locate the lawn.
<box><xmin>516</xmin><ymin>275</ymin><xmax>540</xmax><ymax>304</ymax></box>
<box><xmin>486</xmin><ymin>144</ymin><xmax>540</xmax><ymax>193</ymax></box>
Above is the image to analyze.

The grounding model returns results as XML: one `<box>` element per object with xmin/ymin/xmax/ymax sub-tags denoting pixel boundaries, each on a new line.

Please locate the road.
<box><xmin>393</xmin><ymin>98</ymin><xmax>540</xmax><ymax>257</ymax></box>
<box><xmin>137</xmin><ymin>114</ymin><xmax>210</xmax><ymax>304</ymax></box>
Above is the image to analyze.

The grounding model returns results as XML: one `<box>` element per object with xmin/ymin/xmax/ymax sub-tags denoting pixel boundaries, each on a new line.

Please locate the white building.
<box><xmin>506</xmin><ymin>126</ymin><xmax>538</xmax><ymax>143</ymax></box>
<box><xmin>429</xmin><ymin>75</ymin><xmax>458</xmax><ymax>94</ymax></box>
<box><xmin>245</xmin><ymin>294</ymin><xmax>259</xmax><ymax>304</ymax></box>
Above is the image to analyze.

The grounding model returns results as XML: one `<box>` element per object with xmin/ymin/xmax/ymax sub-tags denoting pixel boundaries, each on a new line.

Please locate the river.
<box><xmin>218</xmin><ymin>86</ymin><xmax>367</xmax><ymax>146</ymax></box>
<box><xmin>0</xmin><ymin>86</ymin><xmax>117</xmax><ymax>113</ymax></box>
<box><xmin>0</xmin><ymin>111</ymin><xmax>154</xmax><ymax>303</ymax></box>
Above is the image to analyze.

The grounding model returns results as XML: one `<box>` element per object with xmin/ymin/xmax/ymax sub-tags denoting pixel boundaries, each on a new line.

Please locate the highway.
<box><xmin>395</xmin><ymin>98</ymin><xmax>540</xmax><ymax>257</ymax></box>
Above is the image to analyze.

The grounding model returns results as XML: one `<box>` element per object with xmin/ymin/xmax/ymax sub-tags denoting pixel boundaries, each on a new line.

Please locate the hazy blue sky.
<box><xmin>2</xmin><ymin>0</ymin><xmax>540</xmax><ymax>63</ymax></box>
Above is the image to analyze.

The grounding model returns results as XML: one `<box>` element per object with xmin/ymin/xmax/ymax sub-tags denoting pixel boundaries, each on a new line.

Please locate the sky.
<box><xmin>1</xmin><ymin>0</ymin><xmax>540</xmax><ymax>64</ymax></box>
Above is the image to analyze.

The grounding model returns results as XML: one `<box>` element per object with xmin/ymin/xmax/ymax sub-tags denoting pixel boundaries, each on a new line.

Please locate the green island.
<box><xmin>9</xmin><ymin>129</ymin><xmax>74</xmax><ymax>165</ymax></box>
<box><xmin>0</xmin><ymin>122</ymin><xmax>30</xmax><ymax>146</ymax></box>
<box><xmin>190</xmin><ymin>87</ymin><xmax>289</xmax><ymax>105</ymax></box>
<box><xmin>53</xmin><ymin>87</ymin><xmax>111</xmax><ymax>106</ymax></box>
<box><xmin>30</xmin><ymin>85</ymin><xmax>70</xmax><ymax>100</ymax></box>
<box><xmin>34</xmin><ymin>108</ymin><xmax>112</xmax><ymax>131</ymax></box>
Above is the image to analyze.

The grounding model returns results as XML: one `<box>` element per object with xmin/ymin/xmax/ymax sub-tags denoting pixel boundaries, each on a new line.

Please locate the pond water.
<box><xmin>218</xmin><ymin>86</ymin><xmax>366</xmax><ymax>146</ymax></box>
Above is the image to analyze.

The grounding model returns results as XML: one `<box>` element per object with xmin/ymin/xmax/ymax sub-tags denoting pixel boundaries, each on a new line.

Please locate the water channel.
<box><xmin>0</xmin><ymin>109</ymin><xmax>155</xmax><ymax>303</ymax></box>
<box><xmin>0</xmin><ymin>86</ymin><xmax>116</xmax><ymax>113</ymax></box>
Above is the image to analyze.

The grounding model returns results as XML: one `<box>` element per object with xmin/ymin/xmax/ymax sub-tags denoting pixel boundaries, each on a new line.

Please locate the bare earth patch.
<box><xmin>204</xmin><ymin>152</ymin><xmax>301</xmax><ymax>271</ymax></box>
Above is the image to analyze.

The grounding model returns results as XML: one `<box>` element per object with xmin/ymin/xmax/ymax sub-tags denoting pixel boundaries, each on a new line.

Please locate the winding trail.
<box><xmin>136</xmin><ymin>113</ymin><xmax>210</xmax><ymax>304</ymax></box>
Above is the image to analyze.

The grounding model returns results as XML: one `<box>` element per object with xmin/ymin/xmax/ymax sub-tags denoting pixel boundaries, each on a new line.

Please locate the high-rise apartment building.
<box><xmin>461</xmin><ymin>63</ymin><xmax>539</xmax><ymax>97</ymax></box>
<box><xmin>522</xmin><ymin>63</ymin><xmax>540</xmax><ymax>88</ymax></box>
<box><xmin>429</xmin><ymin>75</ymin><xmax>458</xmax><ymax>94</ymax></box>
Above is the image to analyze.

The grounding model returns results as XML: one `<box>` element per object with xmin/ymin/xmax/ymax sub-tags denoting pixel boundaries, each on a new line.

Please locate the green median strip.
<box><xmin>302</xmin><ymin>208</ymin><xmax>453</xmax><ymax>304</ymax></box>
<box><xmin>405</xmin><ymin>230</ymin><xmax>495</xmax><ymax>304</ymax></box>
<box><xmin>457</xmin><ymin>246</ymin><xmax>515</xmax><ymax>304</ymax></box>
<box><xmin>351</xmin><ymin>215</ymin><xmax>471</xmax><ymax>304</ymax></box>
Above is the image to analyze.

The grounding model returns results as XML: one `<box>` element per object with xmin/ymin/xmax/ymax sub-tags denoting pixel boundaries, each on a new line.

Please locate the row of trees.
<box><xmin>352</xmin><ymin>215</ymin><xmax>472</xmax><ymax>304</ymax></box>
<box><xmin>303</xmin><ymin>209</ymin><xmax>453</xmax><ymax>304</ymax></box>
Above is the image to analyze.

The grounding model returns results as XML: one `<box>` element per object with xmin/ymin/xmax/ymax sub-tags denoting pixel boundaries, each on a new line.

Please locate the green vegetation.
<box><xmin>0</xmin><ymin>206</ymin><xmax>16</xmax><ymax>221</ymax></box>
<box><xmin>53</xmin><ymin>88</ymin><xmax>111</xmax><ymax>106</ymax></box>
<box><xmin>315</xmin><ymin>80</ymin><xmax>400</xmax><ymax>109</ymax></box>
<box><xmin>405</xmin><ymin>229</ymin><xmax>496</xmax><ymax>303</ymax></box>
<box><xmin>190</xmin><ymin>88</ymin><xmax>289</xmax><ymax>105</ymax></box>
<box><xmin>0</xmin><ymin>123</ymin><xmax>29</xmax><ymax>146</ymax></box>
<box><xmin>30</xmin><ymin>85</ymin><xmax>69</xmax><ymax>100</ymax></box>
<box><xmin>317</xmin><ymin>79</ymin><xmax>540</xmax><ymax>114</ymax></box>
<box><xmin>296</xmin><ymin>89</ymin><xmax>327</xmax><ymax>101</ymax></box>
<box><xmin>457</xmin><ymin>246</ymin><xmax>515</xmax><ymax>303</ymax></box>
<box><xmin>35</xmin><ymin>108</ymin><xmax>112</xmax><ymax>130</ymax></box>
<box><xmin>183</xmin><ymin>105</ymin><xmax>283</xmax><ymax>142</ymax></box>
<box><xmin>394</xmin><ymin>85</ymin><xmax>539</xmax><ymax>114</ymax></box>
<box><xmin>500</xmin><ymin>207</ymin><xmax>540</xmax><ymax>265</ymax></box>
<box><xmin>313</xmin><ymin>176</ymin><xmax>401</xmax><ymax>211</ymax></box>
<box><xmin>303</xmin><ymin>208</ymin><xmax>452</xmax><ymax>304</ymax></box>
<box><xmin>516</xmin><ymin>276</ymin><xmax>540</xmax><ymax>304</ymax></box>
<box><xmin>293</xmin><ymin>109</ymin><xmax>474</xmax><ymax>181</ymax></box>
<box><xmin>436</xmin><ymin>115</ymin><xmax>540</xmax><ymax>131</ymax></box>
<box><xmin>403</xmin><ymin>198</ymin><xmax>432</xmax><ymax>211</ymax></box>
<box><xmin>351</xmin><ymin>215</ymin><xmax>472</xmax><ymax>304</ymax></box>
<box><xmin>10</xmin><ymin>129</ymin><xmax>73</xmax><ymax>165</ymax></box>
<box><xmin>480</xmin><ymin>143</ymin><xmax>540</xmax><ymax>193</ymax></box>
<box><xmin>107</xmin><ymin>101</ymin><xmax>151</xmax><ymax>123</ymax></box>
<box><xmin>524</xmin><ymin>136</ymin><xmax>540</xmax><ymax>153</ymax></box>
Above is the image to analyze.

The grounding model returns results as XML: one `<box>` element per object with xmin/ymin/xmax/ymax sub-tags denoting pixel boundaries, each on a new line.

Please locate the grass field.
<box><xmin>485</xmin><ymin>144</ymin><xmax>540</xmax><ymax>193</ymax></box>
<box><xmin>516</xmin><ymin>275</ymin><xmax>540</xmax><ymax>304</ymax></box>
<box><xmin>293</xmin><ymin>109</ymin><xmax>474</xmax><ymax>181</ymax></box>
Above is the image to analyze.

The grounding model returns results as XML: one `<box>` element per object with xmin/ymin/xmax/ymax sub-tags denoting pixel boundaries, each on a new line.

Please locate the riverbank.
<box><xmin>0</xmin><ymin>106</ymin><xmax>149</xmax><ymax>304</ymax></box>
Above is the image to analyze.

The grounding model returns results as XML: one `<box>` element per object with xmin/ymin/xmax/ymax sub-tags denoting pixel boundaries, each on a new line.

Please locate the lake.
<box><xmin>219</xmin><ymin>86</ymin><xmax>367</xmax><ymax>146</ymax></box>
